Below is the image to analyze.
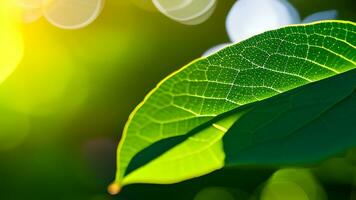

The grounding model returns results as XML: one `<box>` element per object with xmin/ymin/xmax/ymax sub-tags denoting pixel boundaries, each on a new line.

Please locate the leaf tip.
<box><xmin>107</xmin><ymin>182</ymin><xmax>121</xmax><ymax>195</ymax></box>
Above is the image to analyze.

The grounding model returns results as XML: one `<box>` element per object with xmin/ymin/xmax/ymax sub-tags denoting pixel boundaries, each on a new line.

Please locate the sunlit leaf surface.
<box><xmin>112</xmin><ymin>21</ymin><xmax>356</xmax><ymax>192</ymax></box>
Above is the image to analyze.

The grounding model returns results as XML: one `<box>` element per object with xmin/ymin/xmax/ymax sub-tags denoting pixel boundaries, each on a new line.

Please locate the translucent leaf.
<box><xmin>110</xmin><ymin>21</ymin><xmax>356</xmax><ymax>193</ymax></box>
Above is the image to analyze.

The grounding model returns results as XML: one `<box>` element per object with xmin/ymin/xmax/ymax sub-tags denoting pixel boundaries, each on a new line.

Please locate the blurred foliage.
<box><xmin>0</xmin><ymin>0</ymin><xmax>355</xmax><ymax>200</ymax></box>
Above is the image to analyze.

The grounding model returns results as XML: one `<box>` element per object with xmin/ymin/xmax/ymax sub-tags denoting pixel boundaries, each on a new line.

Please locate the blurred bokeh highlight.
<box><xmin>0</xmin><ymin>0</ymin><xmax>355</xmax><ymax>199</ymax></box>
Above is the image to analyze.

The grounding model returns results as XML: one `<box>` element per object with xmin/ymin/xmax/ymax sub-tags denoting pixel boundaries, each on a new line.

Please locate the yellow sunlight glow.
<box><xmin>0</xmin><ymin>1</ymin><xmax>24</xmax><ymax>85</ymax></box>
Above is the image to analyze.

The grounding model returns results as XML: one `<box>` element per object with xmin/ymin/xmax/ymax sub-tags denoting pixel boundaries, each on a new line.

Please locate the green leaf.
<box><xmin>119</xmin><ymin>68</ymin><xmax>356</xmax><ymax>187</ymax></box>
<box><xmin>111</xmin><ymin>20</ymin><xmax>356</xmax><ymax>192</ymax></box>
<box><xmin>223</xmin><ymin>68</ymin><xmax>356</xmax><ymax>166</ymax></box>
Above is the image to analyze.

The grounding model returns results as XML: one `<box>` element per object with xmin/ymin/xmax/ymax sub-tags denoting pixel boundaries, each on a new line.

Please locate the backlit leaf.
<box><xmin>111</xmin><ymin>21</ymin><xmax>356</xmax><ymax>192</ymax></box>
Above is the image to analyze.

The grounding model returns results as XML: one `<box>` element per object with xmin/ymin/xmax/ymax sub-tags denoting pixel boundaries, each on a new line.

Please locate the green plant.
<box><xmin>110</xmin><ymin>20</ymin><xmax>356</xmax><ymax>194</ymax></box>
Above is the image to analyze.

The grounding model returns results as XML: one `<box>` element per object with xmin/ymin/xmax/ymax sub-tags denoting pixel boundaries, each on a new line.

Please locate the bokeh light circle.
<box><xmin>226</xmin><ymin>0</ymin><xmax>301</xmax><ymax>43</ymax></box>
<box><xmin>130</xmin><ymin>0</ymin><xmax>157</xmax><ymax>12</ymax></box>
<box><xmin>261</xmin><ymin>181</ymin><xmax>310</xmax><ymax>200</ymax></box>
<box><xmin>261</xmin><ymin>169</ymin><xmax>326</xmax><ymax>200</ymax></box>
<box><xmin>17</xmin><ymin>0</ymin><xmax>43</xmax><ymax>9</ymax></box>
<box><xmin>43</xmin><ymin>0</ymin><xmax>105</xmax><ymax>29</ymax></box>
<box><xmin>21</xmin><ymin>7</ymin><xmax>43</xmax><ymax>23</ymax></box>
<box><xmin>153</xmin><ymin>0</ymin><xmax>217</xmax><ymax>25</ymax></box>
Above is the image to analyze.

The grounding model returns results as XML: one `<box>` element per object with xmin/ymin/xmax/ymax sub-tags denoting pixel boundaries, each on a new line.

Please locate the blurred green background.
<box><xmin>0</xmin><ymin>0</ymin><xmax>356</xmax><ymax>199</ymax></box>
